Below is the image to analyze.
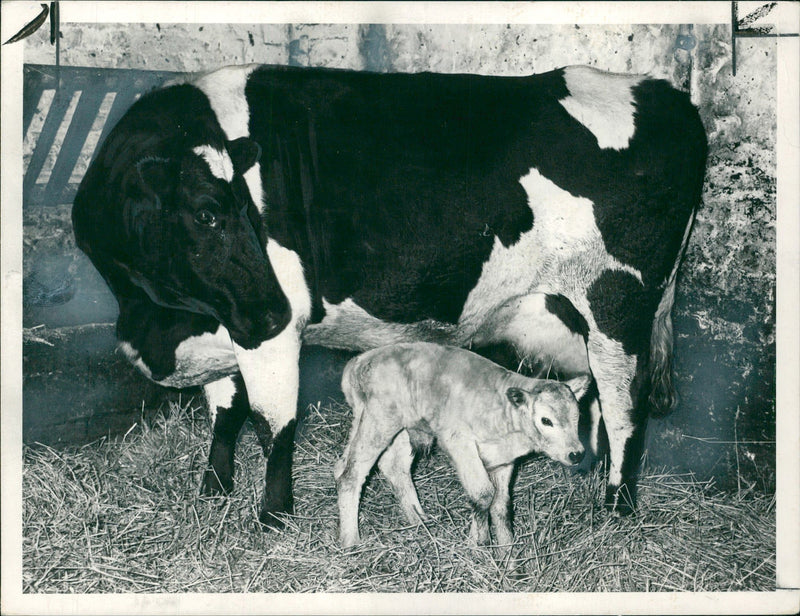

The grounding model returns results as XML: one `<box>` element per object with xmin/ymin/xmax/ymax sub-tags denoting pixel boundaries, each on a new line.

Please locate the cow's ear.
<box><xmin>506</xmin><ymin>387</ymin><xmax>529</xmax><ymax>408</ymax></box>
<box><xmin>227</xmin><ymin>137</ymin><xmax>261</xmax><ymax>175</ymax></box>
<box><xmin>564</xmin><ymin>374</ymin><xmax>592</xmax><ymax>400</ymax></box>
<box><xmin>135</xmin><ymin>156</ymin><xmax>174</xmax><ymax>200</ymax></box>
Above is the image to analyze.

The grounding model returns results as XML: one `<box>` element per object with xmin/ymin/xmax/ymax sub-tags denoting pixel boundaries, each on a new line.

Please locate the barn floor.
<box><xmin>22</xmin><ymin>392</ymin><xmax>775</xmax><ymax>594</ymax></box>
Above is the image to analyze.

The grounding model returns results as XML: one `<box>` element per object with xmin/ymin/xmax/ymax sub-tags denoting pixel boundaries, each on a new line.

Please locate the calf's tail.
<box><xmin>648</xmin><ymin>211</ymin><xmax>696</xmax><ymax>418</ymax></box>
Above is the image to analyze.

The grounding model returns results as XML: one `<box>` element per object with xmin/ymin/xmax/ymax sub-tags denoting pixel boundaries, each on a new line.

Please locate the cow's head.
<box><xmin>73</xmin><ymin>85</ymin><xmax>291</xmax><ymax>349</ymax></box>
<box><xmin>123</xmin><ymin>138</ymin><xmax>291</xmax><ymax>347</ymax></box>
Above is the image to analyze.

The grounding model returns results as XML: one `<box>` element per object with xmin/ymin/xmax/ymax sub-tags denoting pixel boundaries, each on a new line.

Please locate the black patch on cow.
<box><xmin>539</xmin><ymin>77</ymin><xmax>707</xmax><ymax>289</ymax></box>
<box><xmin>250</xmin><ymin>415</ymin><xmax>297</xmax><ymax>528</ymax></box>
<box><xmin>201</xmin><ymin>373</ymin><xmax>249</xmax><ymax>496</ymax></box>
<box><xmin>247</xmin><ymin>66</ymin><xmax>550</xmax><ymax>325</ymax></box>
<box><xmin>586</xmin><ymin>270</ymin><xmax>660</xmax><ymax>356</ymax></box>
<box><xmin>544</xmin><ymin>294</ymin><xmax>589</xmax><ymax>339</ymax></box>
<box><xmin>117</xmin><ymin>298</ymin><xmax>220</xmax><ymax>382</ymax></box>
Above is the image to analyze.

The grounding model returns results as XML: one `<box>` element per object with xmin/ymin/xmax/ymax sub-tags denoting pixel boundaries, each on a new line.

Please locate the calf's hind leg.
<box><xmin>335</xmin><ymin>404</ymin><xmax>402</xmax><ymax>548</ymax></box>
<box><xmin>377</xmin><ymin>430</ymin><xmax>427</xmax><ymax>525</ymax></box>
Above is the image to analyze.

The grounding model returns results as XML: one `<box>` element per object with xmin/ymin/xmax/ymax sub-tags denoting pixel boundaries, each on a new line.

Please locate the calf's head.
<box><xmin>73</xmin><ymin>85</ymin><xmax>291</xmax><ymax>349</ymax></box>
<box><xmin>506</xmin><ymin>375</ymin><xmax>590</xmax><ymax>466</ymax></box>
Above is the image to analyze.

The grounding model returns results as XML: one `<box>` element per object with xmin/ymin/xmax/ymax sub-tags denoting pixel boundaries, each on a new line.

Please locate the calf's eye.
<box><xmin>541</xmin><ymin>417</ymin><xmax>553</xmax><ymax>427</ymax></box>
<box><xmin>195</xmin><ymin>209</ymin><xmax>217</xmax><ymax>227</ymax></box>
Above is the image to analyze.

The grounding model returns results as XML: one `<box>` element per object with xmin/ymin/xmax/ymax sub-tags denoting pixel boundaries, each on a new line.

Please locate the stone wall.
<box><xmin>22</xmin><ymin>22</ymin><xmax>777</xmax><ymax>490</ymax></box>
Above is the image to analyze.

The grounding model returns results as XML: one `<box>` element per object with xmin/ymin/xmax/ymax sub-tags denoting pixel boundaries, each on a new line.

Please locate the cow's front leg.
<box><xmin>202</xmin><ymin>374</ymin><xmax>249</xmax><ymax>495</ymax></box>
<box><xmin>587</xmin><ymin>333</ymin><xmax>646</xmax><ymax>516</ymax></box>
<box><xmin>233</xmin><ymin>323</ymin><xmax>302</xmax><ymax>529</ymax></box>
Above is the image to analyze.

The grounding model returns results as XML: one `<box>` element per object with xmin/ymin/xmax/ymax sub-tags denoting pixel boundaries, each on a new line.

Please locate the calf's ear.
<box><xmin>227</xmin><ymin>137</ymin><xmax>261</xmax><ymax>175</ymax></box>
<box><xmin>564</xmin><ymin>374</ymin><xmax>592</xmax><ymax>400</ymax></box>
<box><xmin>506</xmin><ymin>387</ymin><xmax>529</xmax><ymax>408</ymax></box>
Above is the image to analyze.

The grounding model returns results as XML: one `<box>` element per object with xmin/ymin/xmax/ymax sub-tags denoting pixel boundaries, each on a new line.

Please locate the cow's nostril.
<box><xmin>569</xmin><ymin>450</ymin><xmax>585</xmax><ymax>464</ymax></box>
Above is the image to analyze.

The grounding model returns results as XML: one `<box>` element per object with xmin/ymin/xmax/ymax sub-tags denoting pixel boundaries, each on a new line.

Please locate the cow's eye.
<box><xmin>195</xmin><ymin>209</ymin><xmax>218</xmax><ymax>227</ymax></box>
<box><xmin>541</xmin><ymin>417</ymin><xmax>553</xmax><ymax>427</ymax></box>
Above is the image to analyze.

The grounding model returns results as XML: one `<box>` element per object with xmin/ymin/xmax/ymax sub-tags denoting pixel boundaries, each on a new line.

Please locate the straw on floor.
<box><xmin>22</xmin><ymin>397</ymin><xmax>775</xmax><ymax>593</ymax></box>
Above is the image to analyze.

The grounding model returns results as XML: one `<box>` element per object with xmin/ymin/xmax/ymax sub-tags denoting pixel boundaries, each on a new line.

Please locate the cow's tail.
<box><xmin>648</xmin><ymin>211</ymin><xmax>696</xmax><ymax>418</ymax></box>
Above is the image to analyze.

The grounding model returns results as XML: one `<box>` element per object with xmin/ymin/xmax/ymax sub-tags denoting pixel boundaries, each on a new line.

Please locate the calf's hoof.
<box><xmin>604</xmin><ymin>484</ymin><xmax>636</xmax><ymax>516</ymax></box>
<box><xmin>339</xmin><ymin>533</ymin><xmax>360</xmax><ymax>549</ymax></box>
<box><xmin>200</xmin><ymin>468</ymin><xmax>233</xmax><ymax>497</ymax></box>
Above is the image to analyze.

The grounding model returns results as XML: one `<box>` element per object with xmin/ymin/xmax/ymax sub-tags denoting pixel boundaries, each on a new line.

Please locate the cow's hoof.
<box><xmin>604</xmin><ymin>484</ymin><xmax>636</xmax><ymax>516</ymax></box>
<box><xmin>200</xmin><ymin>469</ymin><xmax>233</xmax><ymax>497</ymax></box>
<box><xmin>258</xmin><ymin>497</ymin><xmax>293</xmax><ymax>530</ymax></box>
<box><xmin>258</xmin><ymin>509</ymin><xmax>289</xmax><ymax>531</ymax></box>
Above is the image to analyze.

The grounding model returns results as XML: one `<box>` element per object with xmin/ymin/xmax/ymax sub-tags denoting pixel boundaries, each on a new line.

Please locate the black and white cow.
<box><xmin>72</xmin><ymin>63</ymin><xmax>707</xmax><ymax>526</ymax></box>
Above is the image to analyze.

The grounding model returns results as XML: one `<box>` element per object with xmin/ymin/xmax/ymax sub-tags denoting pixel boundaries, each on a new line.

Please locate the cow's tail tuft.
<box><xmin>648</xmin><ymin>211</ymin><xmax>696</xmax><ymax>418</ymax></box>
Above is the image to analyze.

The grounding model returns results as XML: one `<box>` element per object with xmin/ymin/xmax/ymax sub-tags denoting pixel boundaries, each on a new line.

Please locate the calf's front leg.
<box><xmin>440</xmin><ymin>438</ymin><xmax>495</xmax><ymax>545</ymax></box>
<box><xmin>488</xmin><ymin>463</ymin><xmax>515</xmax><ymax>547</ymax></box>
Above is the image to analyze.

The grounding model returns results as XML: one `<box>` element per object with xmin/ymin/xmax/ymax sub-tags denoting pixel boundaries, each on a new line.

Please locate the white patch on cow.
<box><xmin>232</xmin><ymin>238</ymin><xmax>310</xmax><ymax>429</ymax></box>
<box><xmin>193</xmin><ymin>145</ymin><xmax>234</xmax><ymax>181</ymax></box>
<box><xmin>204</xmin><ymin>376</ymin><xmax>237</xmax><ymax>426</ymax></box>
<box><xmin>459</xmin><ymin>167</ymin><xmax>641</xmax><ymax>334</ymax></box>
<box><xmin>192</xmin><ymin>65</ymin><xmax>264</xmax><ymax>211</ymax></box>
<box><xmin>233</xmin><ymin>325</ymin><xmax>301</xmax><ymax>430</ymax></box>
<box><xmin>267</xmin><ymin>238</ymin><xmax>312</xmax><ymax>328</ymax></box>
<box><xmin>119</xmin><ymin>327</ymin><xmax>238</xmax><ymax>389</ymax></box>
<box><xmin>558</xmin><ymin>65</ymin><xmax>643</xmax><ymax>150</ymax></box>
<box><xmin>471</xmin><ymin>293</ymin><xmax>589</xmax><ymax>377</ymax></box>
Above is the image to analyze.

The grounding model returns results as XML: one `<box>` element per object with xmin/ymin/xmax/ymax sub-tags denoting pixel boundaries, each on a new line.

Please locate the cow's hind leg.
<box><xmin>377</xmin><ymin>430</ymin><xmax>427</xmax><ymax>525</ymax></box>
<box><xmin>587</xmin><ymin>327</ymin><xmax>648</xmax><ymax>516</ymax></box>
<box><xmin>201</xmin><ymin>374</ymin><xmax>248</xmax><ymax>495</ymax></box>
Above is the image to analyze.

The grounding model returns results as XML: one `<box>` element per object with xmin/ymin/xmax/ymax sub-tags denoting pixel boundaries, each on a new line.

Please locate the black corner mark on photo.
<box><xmin>4</xmin><ymin>3</ymin><xmax>48</xmax><ymax>45</ymax></box>
<box><xmin>730</xmin><ymin>1</ymin><xmax>799</xmax><ymax>76</ymax></box>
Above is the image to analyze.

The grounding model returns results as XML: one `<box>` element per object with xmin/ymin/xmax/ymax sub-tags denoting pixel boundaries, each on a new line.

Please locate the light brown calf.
<box><xmin>334</xmin><ymin>342</ymin><xmax>590</xmax><ymax>549</ymax></box>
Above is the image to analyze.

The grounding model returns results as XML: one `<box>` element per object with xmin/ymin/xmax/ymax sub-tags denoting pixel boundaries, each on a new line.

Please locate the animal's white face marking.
<box><xmin>558</xmin><ymin>65</ymin><xmax>643</xmax><ymax>150</ymax></box>
<box><xmin>118</xmin><ymin>341</ymin><xmax>153</xmax><ymax>380</ymax></box>
<box><xmin>193</xmin><ymin>145</ymin><xmax>234</xmax><ymax>182</ymax></box>
<box><xmin>192</xmin><ymin>65</ymin><xmax>264</xmax><ymax>211</ymax></box>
